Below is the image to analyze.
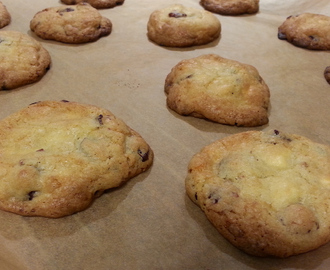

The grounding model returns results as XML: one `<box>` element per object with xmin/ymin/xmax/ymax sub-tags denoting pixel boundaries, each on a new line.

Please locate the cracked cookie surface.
<box><xmin>165</xmin><ymin>54</ymin><xmax>270</xmax><ymax>126</ymax></box>
<box><xmin>0</xmin><ymin>31</ymin><xmax>51</xmax><ymax>90</ymax></box>
<box><xmin>0</xmin><ymin>101</ymin><xmax>153</xmax><ymax>218</ymax></box>
<box><xmin>147</xmin><ymin>4</ymin><xmax>221</xmax><ymax>47</ymax></box>
<box><xmin>185</xmin><ymin>130</ymin><xmax>330</xmax><ymax>257</ymax></box>
<box><xmin>278</xmin><ymin>13</ymin><xmax>330</xmax><ymax>50</ymax></box>
<box><xmin>30</xmin><ymin>3</ymin><xmax>112</xmax><ymax>44</ymax></box>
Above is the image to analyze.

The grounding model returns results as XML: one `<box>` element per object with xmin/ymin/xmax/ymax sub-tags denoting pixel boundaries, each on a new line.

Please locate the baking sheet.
<box><xmin>0</xmin><ymin>0</ymin><xmax>330</xmax><ymax>269</ymax></box>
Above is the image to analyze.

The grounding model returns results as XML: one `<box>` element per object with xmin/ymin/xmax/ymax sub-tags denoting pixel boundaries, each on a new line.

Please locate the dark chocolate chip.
<box><xmin>138</xmin><ymin>149</ymin><xmax>149</xmax><ymax>162</ymax></box>
<box><xmin>28</xmin><ymin>191</ymin><xmax>37</xmax><ymax>201</ymax></box>
<box><xmin>57</xmin><ymin>7</ymin><xmax>75</xmax><ymax>15</ymax></box>
<box><xmin>208</xmin><ymin>193</ymin><xmax>220</xmax><ymax>204</ymax></box>
<box><xmin>169</xmin><ymin>12</ymin><xmax>187</xmax><ymax>18</ymax></box>
<box><xmin>97</xmin><ymin>114</ymin><xmax>104</xmax><ymax>125</ymax></box>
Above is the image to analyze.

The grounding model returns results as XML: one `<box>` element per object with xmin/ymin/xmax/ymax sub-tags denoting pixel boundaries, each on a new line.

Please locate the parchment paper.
<box><xmin>0</xmin><ymin>0</ymin><xmax>330</xmax><ymax>269</ymax></box>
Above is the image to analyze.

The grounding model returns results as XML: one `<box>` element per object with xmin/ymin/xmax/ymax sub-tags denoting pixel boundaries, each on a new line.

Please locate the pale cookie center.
<box><xmin>218</xmin><ymin>143</ymin><xmax>315</xmax><ymax>210</ymax></box>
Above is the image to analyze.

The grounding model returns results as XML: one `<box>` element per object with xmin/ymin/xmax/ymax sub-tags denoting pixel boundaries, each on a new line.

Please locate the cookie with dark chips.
<box><xmin>30</xmin><ymin>3</ymin><xmax>112</xmax><ymax>44</ymax></box>
<box><xmin>164</xmin><ymin>54</ymin><xmax>270</xmax><ymax>126</ymax></box>
<box><xmin>200</xmin><ymin>0</ymin><xmax>259</xmax><ymax>15</ymax></box>
<box><xmin>0</xmin><ymin>1</ymin><xmax>10</xmax><ymax>28</ymax></box>
<box><xmin>278</xmin><ymin>13</ymin><xmax>330</xmax><ymax>50</ymax></box>
<box><xmin>186</xmin><ymin>130</ymin><xmax>330</xmax><ymax>257</ymax></box>
<box><xmin>0</xmin><ymin>101</ymin><xmax>153</xmax><ymax>218</ymax></box>
<box><xmin>147</xmin><ymin>4</ymin><xmax>221</xmax><ymax>47</ymax></box>
<box><xmin>61</xmin><ymin>0</ymin><xmax>124</xmax><ymax>9</ymax></box>
<box><xmin>0</xmin><ymin>31</ymin><xmax>51</xmax><ymax>90</ymax></box>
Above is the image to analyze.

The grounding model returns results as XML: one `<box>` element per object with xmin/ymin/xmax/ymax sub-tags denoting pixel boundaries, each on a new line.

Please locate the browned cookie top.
<box><xmin>30</xmin><ymin>3</ymin><xmax>112</xmax><ymax>44</ymax></box>
<box><xmin>278</xmin><ymin>13</ymin><xmax>330</xmax><ymax>50</ymax></box>
<box><xmin>147</xmin><ymin>4</ymin><xmax>221</xmax><ymax>47</ymax></box>
<box><xmin>165</xmin><ymin>54</ymin><xmax>270</xmax><ymax>126</ymax></box>
<box><xmin>186</xmin><ymin>130</ymin><xmax>330</xmax><ymax>257</ymax></box>
<box><xmin>0</xmin><ymin>31</ymin><xmax>51</xmax><ymax>90</ymax></box>
<box><xmin>0</xmin><ymin>1</ymin><xmax>10</xmax><ymax>28</ymax></box>
<box><xmin>61</xmin><ymin>0</ymin><xmax>124</xmax><ymax>9</ymax></box>
<box><xmin>200</xmin><ymin>0</ymin><xmax>259</xmax><ymax>15</ymax></box>
<box><xmin>0</xmin><ymin>100</ymin><xmax>153</xmax><ymax>218</ymax></box>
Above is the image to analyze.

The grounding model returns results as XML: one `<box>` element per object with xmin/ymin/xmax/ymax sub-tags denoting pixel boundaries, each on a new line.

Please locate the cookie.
<box><xmin>324</xmin><ymin>66</ymin><xmax>330</xmax><ymax>84</ymax></box>
<box><xmin>0</xmin><ymin>31</ymin><xmax>51</xmax><ymax>90</ymax></box>
<box><xmin>30</xmin><ymin>3</ymin><xmax>112</xmax><ymax>44</ymax></box>
<box><xmin>200</xmin><ymin>0</ymin><xmax>259</xmax><ymax>15</ymax></box>
<box><xmin>164</xmin><ymin>54</ymin><xmax>270</xmax><ymax>127</ymax></box>
<box><xmin>147</xmin><ymin>4</ymin><xmax>221</xmax><ymax>47</ymax></box>
<box><xmin>0</xmin><ymin>1</ymin><xmax>10</xmax><ymax>28</ymax></box>
<box><xmin>0</xmin><ymin>100</ymin><xmax>153</xmax><ymax>218</ymax></box>
<box><xmin>186</xmin><ymin>130</ymin><xmax>330</xmax><ymax>257</ymax></box>
<box><xmin>61</xmin><ymin>0</ymin><xmax>124</xmax><ymax>9</ymax></box>
<box><xmin>278</xmin><ymin>13</ymin><xmax>330</xmax><ymax>50</ymax></box>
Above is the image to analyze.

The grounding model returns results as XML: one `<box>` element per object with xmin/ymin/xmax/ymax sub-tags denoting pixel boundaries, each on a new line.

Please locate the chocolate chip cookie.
<box><xmin>0</xmin><ymin>100</ymin><xmax>153</xmax><ymax>218</ymax></box>
<box><xmin>61</xmin><ymin>0</ymin><xmax>124</xmax><ymax>9</ymax></box>
<box><xmin>278</xmin><ymin>13</ymin><xmax>330</xmax><ymax>50</ymax></box>
<box><xmin>165</xmin><ymin>54</ymin><xmax>270</xmax><ymax>126</ymax></box>
<box><xmin>147</xmin><ymin>4</ymin><xmax>221</xmax><ymax>47</ymax></box>
<box><xmin>30</xmin><ymin>3</ymin><xmax>112</xmax><ymax>44</ymax></box>
<box><xmin>186</xmin><ymin>130</ymin><xmax>330</xmax><ymax>257</ymax></box>
<box><xmin>0</xmin><ymin>31</ymin><xmax>51</xmax><ymax>90</ymax></box>
<box><xmin>200</xmin><ymin>0</ymin><xmax>259</xmax><ymax>15</ymax></box>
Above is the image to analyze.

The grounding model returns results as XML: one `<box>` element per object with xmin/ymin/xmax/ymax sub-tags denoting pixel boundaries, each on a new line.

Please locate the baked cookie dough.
<box><xmin>0</xmin><ymin>100</ymin><xmax>153</xmax><ymax>218</ymax></box>
<box><xmin>324</xmin><ymin>66</ymin><xmax>330</xmax><ymax>84</ymax></box>
<box><xmin>186</xmin><ymin>130</ymin><xmax>330</xmax><ymax>257</ymax></box>
<box><xmin>61</xmin><ymin>0</ymin><xmax>124</xmax><ymax>9</ymax></box>
<box><xmin>0</xmin><ymin>1</ymin><xmax>10</xmax><ymax>28</ymax></box>
<box><xmin>0</xmin><ymin>31</ymin><xmax>51</xmax><ymax>90</ymax></box>
<box><xmin>200</xmin><ymin>0</ymin><xmax>259</xmax><ymax>15</ymax></box>
<box><xmin>278</xmin><ymin>13</ymin><xmax>330</xmax><ymax>50</ymax></box>
<box><xmin>30</xmin><ymin>3</ymin><xmax>112</xmax><ymax>44</ymax></box>
<box><xmin>147</xmin><ymin>4</ymin><xmax>221</xmax><ymax>47</ymax></box>
<box><xmin>164</xmin><ymin>54</ymin><xmax>270</xmax><ymax>126</ymax></box>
